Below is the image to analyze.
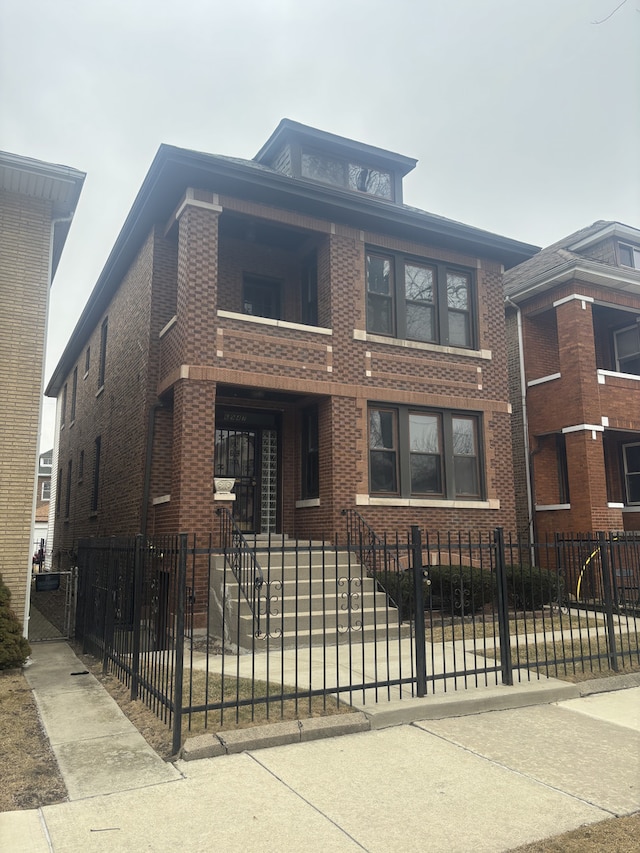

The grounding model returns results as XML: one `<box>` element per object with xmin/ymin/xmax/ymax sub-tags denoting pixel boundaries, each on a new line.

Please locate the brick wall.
<box><xmin>52</xmin><ymin>186</ymin><xmax>520</xmax><ymax>599</ymax></box>
<box><xmin>52</xmin><ymin>229</ymin><xmax>157</xmax><ymax>567</ymax></box>
<box><xmin>0</xmin><ymin>189</ymin><xmax>52</xmax><ymax>623</ymax></box>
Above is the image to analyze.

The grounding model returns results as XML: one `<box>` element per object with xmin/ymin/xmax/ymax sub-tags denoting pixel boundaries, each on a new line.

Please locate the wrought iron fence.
<box><xmin>75</xmin><ymin>526</ymin><xmax>640</xmax><ymax>756</ymax></box>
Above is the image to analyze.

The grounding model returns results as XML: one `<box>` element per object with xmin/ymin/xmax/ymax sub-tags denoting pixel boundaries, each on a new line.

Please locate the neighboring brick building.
<box><xmin>505</xmin><ymin>221</ymin><xmax>640</xmax><ymax>539</ymax></box>
<box><xmin>46</xmin><ymin>120</ymin><xmax>537</xmax><ymax>592</ymax></box>
<box><xmin>0</xmin><ymin>152</ymin><xmax>84</xmax><ymax>634</ymax></box>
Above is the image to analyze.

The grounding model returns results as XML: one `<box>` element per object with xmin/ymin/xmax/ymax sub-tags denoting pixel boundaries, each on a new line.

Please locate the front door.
<box><xmin>215</xmin><ymin>410</ymin><xmax>279</xmax><ymax>534</ymax></box>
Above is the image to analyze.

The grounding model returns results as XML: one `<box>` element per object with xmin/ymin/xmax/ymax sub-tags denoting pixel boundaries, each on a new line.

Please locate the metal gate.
<box><xmin>29</xmin><ymin>569</ymin><xmax>77</xmax><ymax>641</ymax></box>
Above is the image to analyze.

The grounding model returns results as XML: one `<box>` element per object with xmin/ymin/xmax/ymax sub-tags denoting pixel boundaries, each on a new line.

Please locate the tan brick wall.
<box><xmin>0</xmin><ymin>189</ymin><xmax>52</xmax><ymax>624</ymax></box>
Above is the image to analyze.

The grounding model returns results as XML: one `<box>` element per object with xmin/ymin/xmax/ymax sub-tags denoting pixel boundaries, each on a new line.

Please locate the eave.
<box><xmin>45</xmin><ymin>144</ymin><xmax>538</xmax><ymax>396</ymax></box>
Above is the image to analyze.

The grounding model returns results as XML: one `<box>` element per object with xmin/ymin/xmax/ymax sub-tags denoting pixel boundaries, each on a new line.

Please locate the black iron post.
<box><xmin>130</xmin><ymin>534</ymin><xmax>144</xmax><ymax>700</ymax></box>
<box><xmin>172</xmin><ymin>533</ymin><xmax>188</xmax><ymax>757</ymax></box>
<box><xmin>494</xmin><ymin>527</ymin><xmax>513</xmax><ymax>685</ymax></box>
<box><xmin>598</xmin><ymin>532</ymin><xmax>619</xmax><ymax>672</ymax></box>
<box><xmin>411</xmin><ymin>525</ymin><xmax>427</xmax><ymax>697</ymax></box>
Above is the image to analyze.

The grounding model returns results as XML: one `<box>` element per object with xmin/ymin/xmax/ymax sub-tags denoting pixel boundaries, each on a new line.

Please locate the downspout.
<box><xmin>505</xmin><ymin>297</ymin><xmax>535</xmax><ymax>544</ymax></box>
<box><xmin>141</xmin><ymin>402</ymin><xmax>163</xmax><ymax>537</ymax></box>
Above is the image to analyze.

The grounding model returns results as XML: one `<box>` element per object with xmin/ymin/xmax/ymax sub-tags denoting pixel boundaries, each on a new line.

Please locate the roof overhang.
<box><xmin>254</xmin><ymin>118</ymin><xmax>418</xmax><ymax>177</ymax></box>
<box><xmin>45</xmin><ymin>144</ymin><xmax>538</xmax><ymax>396</ymax></box>
<box><xmin>506</xmin><ymin>259</ymin><xmax>640</xmax><ymax>305</ymax></box>
<box><xmin>567</xmin><ymin>221</ymin><xmax>640</xmax><ymax>252</ymax></box>
<box><xmin>0</xmin><ymin>151</ymin><xmax>85</xmax><ymax>278</ymax></box>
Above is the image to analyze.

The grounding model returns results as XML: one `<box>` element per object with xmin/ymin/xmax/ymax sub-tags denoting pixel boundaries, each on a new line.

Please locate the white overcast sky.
<box><xmin>1</xmin><ymin>0</ymin><xmax>639</xmax><ymax>452</ymax></box>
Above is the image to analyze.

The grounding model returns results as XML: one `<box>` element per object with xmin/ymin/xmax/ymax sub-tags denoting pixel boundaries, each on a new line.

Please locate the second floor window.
<box><xmin>619</xmin><ymin>243</ymin><xmax>640</xmax><ymax>269</ymax></box>
<box><xmin>366</xmin><ymin>250</ymin><xmax>475</xmax><ymax>348</ymax></box>
<box><xmin>614</xmin><ymin>323</ymin><xmax>640</xmax><ymax>376</ymax></box>
<box><xmin>243</xmin><ymin>275</ymin><xmax>281</xmax><ymax>320</ymax></box>
<box><xmin>623</xmin><ymin>443</ymin><xmax>640</xmax><ymax>505</ymax></box>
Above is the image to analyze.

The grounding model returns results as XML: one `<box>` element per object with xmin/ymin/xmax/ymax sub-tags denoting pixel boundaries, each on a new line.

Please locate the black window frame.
<box><xmin>300</xmin><ymin>147</ymin><xmax>395</xmax><ymax>200</ymax></box>
<box><xmin>65</xmin><ymin>459</ymin><xmax>72</xmax><ymax>519</ymax></box>
<box><xmin>98</xmin><ymin>318</ymin><xmax>108</xmax><ymax>390</ymax></box>
<box><xmin>70</xmin><ymin>366</ymin><xmax>78</xmax><ymax>423</ymax></box>
<box><xmin>618</xmin><ymin>242</ymin><xmax>640</xmax><ymax>270</ymax></box>
<box><xmin>368</xmin><ymin>404</ymin><xmax>483</xmax><ymax>500</ymax></box>
<box><xmin>365</xmin><ymin>248</ymin><xmax>477</xmax><ymax>349</ymax></box>
<box><xmin>623</xmin><ymin>442</ymin><xmax>640</xmax><ymax>505</ymax></box>
<box><xmin>61</xmin><ymin>383</ymin><xmax>67</xmax><ymax>427</ymax></box>
<box><xmin>556</xmin><ymin>433</ymin><xmax>570</xmax><ymax>504</ymax></box>
<box><xmin>614</xmin><ymin>322</ymin><xmax>640</xmax><ymax>376</ymax></box>
<box><xmin>243</xmin><ymin>274</ymin><xmax>282</xmax><ymax>320</ymax></box>
<box><xmin>91</xmin><ymin>436</ymin><xmax>101</xmax><ymax>513</ymax></box>
<box><xmin>301</xmin><ymin>405</ymin><xmax>320</xmax><ymax>499</ymax></box>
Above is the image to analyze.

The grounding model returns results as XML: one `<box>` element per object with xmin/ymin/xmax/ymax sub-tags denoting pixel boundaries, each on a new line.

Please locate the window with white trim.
<box><xmin>614</xmin><ymin>323</ymin><xmax>640</xmax><ymax>376</ymax></box>
<box><xmin>623</xmin><ymin>443</ymin><xmax>640</xmax><ymax>505</ymax></box>
<box><xmin>369</xmin><ymin>405</ymin><xmax>482</xmax><ymax>499</ymax></box>
<box><xmin>366</xmin><ymin>250</ymin><xmax>475</xmax><ymax>348</ymax></box>
<box><xmin>619</xmin><ymin>243</ymin><xmax>640</xmax><ymax>269</ymax></box>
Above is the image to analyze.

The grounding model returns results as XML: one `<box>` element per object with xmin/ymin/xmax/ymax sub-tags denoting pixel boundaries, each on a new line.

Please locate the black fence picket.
<box><xmin>75</xmin><ymin>527</ymin><xmax>640</xmax><ymax>754</ymax></box>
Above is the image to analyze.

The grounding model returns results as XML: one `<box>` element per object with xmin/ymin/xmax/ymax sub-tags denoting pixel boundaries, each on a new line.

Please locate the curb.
<box><xmin>178</xmin><ymin>673</ymin><xmax>640</xmax><ymax>762</ymax></box>
<box><xmin>179</xmin><ymin>712</ymin><xmax>370</xmax><ymax>761</ymax></box>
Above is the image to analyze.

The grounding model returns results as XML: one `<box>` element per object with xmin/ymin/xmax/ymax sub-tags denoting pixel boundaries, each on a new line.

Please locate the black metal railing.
<box><xmin>75</xmin><ymin>527</ymin><xmax>640</xmax><ymax>756</ymax></box>
<box><xmin>342</xmin><ymin>508</ymin><xmax>401</xmax><ymax>575</ymax></box>
<box><xmin>216</xmin><ymin>507</ymin><xmax>264</xmax><ymax>620</ymax></box>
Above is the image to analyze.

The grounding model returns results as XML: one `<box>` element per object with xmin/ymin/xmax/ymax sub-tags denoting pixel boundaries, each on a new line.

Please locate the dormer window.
<box><xmin>619</xmin><ymin>244</ymin><xmax>640</xmax><ymax>269</ymax></box>
<box><xmin>254</xmin><ymin>119</ymin><xmax>416</xmax><ymax>205</ymax></box>
<box><xmin>301</xmin><ymin>150</ymin><xmax>393</xmax><ymax>199</ymax></box>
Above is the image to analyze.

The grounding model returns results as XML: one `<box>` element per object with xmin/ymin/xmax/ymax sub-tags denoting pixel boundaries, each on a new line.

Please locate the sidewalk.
<box><xmin>1</xmin><ymin>641</ymin><xmax>638</xmax><ymax>852</ymax></box>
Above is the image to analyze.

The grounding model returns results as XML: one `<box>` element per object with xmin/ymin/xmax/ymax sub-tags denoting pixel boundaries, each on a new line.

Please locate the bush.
<box><xmin>374</xmin><ymin>564</ymin><xmax>496</xmax><ymax>618</ymax></box>
<box><xmin>428</xmin><ymin>564</ymin><xmax>496</xmax><ymax>616</ymax></box>
<box><xmin>375</xmin><ymin>563</ymin><xmax>561</xmax><ymax>619</ymax></box>
<box><xmin>505</xmin><ymin>564</ymin><xmax>563</xmax><ymax>611</ymax></box>
<box><xmin>0</xmin><ymin>574</ymin><xmax>31</xmax><ymax>669</ymax></box>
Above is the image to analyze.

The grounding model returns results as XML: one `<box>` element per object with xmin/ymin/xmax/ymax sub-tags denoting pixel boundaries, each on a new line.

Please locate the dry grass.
<box><xmin>0</xmin><ymin>670</ymin><xmax>67</xmax><ymax>812</ymax></box>
<box><xmin>509</xmin><ymin>812</ymin><xmax>640</xmax><ymax>852</ymax></box>
<box><xmin>78</xmin><ymin>651</ymin><xmax>354</xmax><ymax>759</ymax></box>
<box><xmin>1</xmin><ymin>651</ymin><xmax>638</xmax><ymax>852</ymax></box>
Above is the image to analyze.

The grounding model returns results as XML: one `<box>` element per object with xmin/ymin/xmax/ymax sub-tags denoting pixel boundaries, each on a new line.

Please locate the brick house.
<box><xmin>0</xmin><ymin>152</ymin><xmax>84</xmax><ymax>634</ymax></box>
<box><xmin>505</xmin><ymin>221</ymin><xmax>640</xmax><ymax>539</ymax></box>
<box><xmin>46</xmin><ymin>120</ymin><xmax>537</xmax><ymax>595</ymax></box>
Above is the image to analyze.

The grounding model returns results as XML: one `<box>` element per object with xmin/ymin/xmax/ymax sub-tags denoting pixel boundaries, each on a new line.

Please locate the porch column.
<box><xmin>563</xmin><ymin>428</ymin><xmax>620</xmax><ymax>531</ymax></box>
<box><xmin>171</xmin><ymin>379</ymin><xmax>217</xmax><ymax>536</ymax></box>
<box><xmin>175</xmin><ymin>189</ymin><xmax>222</xmax><ymax>365</ymax></box>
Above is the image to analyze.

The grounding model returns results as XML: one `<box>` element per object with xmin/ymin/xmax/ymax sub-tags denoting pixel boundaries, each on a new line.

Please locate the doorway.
<box><xmin>215</xmin><ymin>409</ymin><xmax>279</xmax><ymax>534</ymax></box>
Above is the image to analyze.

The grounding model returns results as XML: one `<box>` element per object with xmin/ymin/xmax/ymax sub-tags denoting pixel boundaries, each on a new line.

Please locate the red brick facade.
<box><xmin>504</xmin><ymin>222</ymin><xmax>640</xmax><ymax>538</ymax></box>
<box><xmin>48</xmin><ymin>123</ymin><xmax>538</xmax><ymax>588</ymax></box>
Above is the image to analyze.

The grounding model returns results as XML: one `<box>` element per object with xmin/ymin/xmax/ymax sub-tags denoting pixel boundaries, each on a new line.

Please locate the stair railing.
<box><xmin>216</xmin><ymin>508</ymin><xmax>264</xmax><ymax>625</ymax></box>
<box><xmin>341</xmin><ymin>508</ymin><xmax>401</xmax><ymax>576</ymax></box>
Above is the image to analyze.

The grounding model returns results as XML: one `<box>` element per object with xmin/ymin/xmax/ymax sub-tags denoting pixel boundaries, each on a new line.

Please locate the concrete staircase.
<box><xmin>209</xmin><ymin>535</ymin><xmax>402</xmax><ymax>651</ymax></box>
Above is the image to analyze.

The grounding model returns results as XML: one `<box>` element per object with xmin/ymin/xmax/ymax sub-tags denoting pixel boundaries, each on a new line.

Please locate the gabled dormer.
<box><xmin>254</xmin><ymin>119</ymin><xmax>416</xmax><ymax>204</ymax></box>
<box><xmin>567</xmin><ymin>221</ymin><xmax>640</xmax><ymax>270</ymax></box>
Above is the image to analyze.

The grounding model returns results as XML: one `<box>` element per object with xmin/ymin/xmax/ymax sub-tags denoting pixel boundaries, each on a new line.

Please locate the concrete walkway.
<box><xmin>1</xmin><ymin>641</ymin><xmax>638</xmax><ymax>852</ymax></box>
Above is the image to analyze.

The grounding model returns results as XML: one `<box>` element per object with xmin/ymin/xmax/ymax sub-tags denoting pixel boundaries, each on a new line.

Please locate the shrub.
<box><xmin>0</xmin><ymin>574</ymin><xmax>31</xmax><ymax>669</ymax></box>
<box><xmin>428</xmin><ymin>564</ymin><xmax>496</xmax><ymax>616</ymax></box>
<box><xmin>374</xmin><ymin>564</ymin><xmax>495</xmax><ymax>618</ymax></box>
<box><xmin>505</xmin><ymin>564</ymin><xmax>563</xmax><ymax>611</ymax></box>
